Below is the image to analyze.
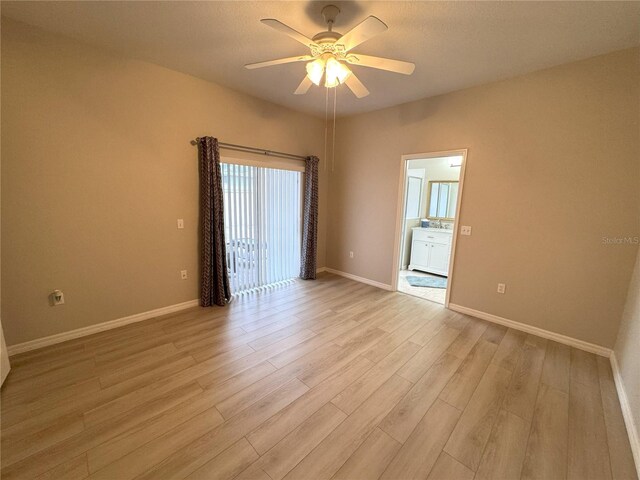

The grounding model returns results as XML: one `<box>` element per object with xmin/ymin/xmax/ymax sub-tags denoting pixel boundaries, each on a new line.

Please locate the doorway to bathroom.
<box><xmin>392</xmin><ymin>150</ymin><xmax>467</xmax><ymax>306</ymax></box>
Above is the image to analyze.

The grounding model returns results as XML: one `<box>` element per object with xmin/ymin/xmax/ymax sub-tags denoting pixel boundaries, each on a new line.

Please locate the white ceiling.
<box><xmin>2</xmin><ymin>1</ymin><xmax>638</xmax><ymax>117</ymax></box>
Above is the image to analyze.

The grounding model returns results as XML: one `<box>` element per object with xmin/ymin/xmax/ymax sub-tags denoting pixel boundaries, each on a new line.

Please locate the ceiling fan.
<box><xmin>245</xmin><ymin>5</ymin><xmax>415</xmax><ymax>98</ymax></box>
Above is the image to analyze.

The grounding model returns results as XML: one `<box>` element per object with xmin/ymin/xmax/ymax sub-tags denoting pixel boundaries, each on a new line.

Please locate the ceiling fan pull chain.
<box><xmin>332</xmin><ymin>86</ymin><xmax>337</xmax><ymax>173</ymax></box>
<box><xmin>324</xmin><ymin>86</ymin><xmax>329</xmax><ymax>172</ymax></box>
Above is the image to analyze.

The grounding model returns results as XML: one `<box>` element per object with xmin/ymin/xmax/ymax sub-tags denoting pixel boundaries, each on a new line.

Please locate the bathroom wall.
<box><xmin>414</xmin><ymin>156</ymin><xmax>462</xmax><ymax>220</ymax></box>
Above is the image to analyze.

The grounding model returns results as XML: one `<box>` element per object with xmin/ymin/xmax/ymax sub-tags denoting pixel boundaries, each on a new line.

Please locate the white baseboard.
<box><xmin>316</xmin><ymin>267</ymin><xmax>327</xmax><ymax>274</ymax></box>
<box><xmin>7</xmin><ymin>299</ymin><xmax>200</xmax><ymax>356</ymax></box>
<box><xmin>324</xmin><ymin>268</ymin><xmax>393</xmax><ymax>291</ymax></box>
<box><xmin>448</xmin><ymin>303</ymin><xmax>612</xmax><ymax>358</ymax></box>
<box><xmin>610</xmin><ymin>352</ymin><xmax>640</xmax><ymax>477</ymax></box>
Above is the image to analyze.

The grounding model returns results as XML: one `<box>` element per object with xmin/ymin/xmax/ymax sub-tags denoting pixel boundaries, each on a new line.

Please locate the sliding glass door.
<box><xmin>221</xmin><ymin>162</ymin><xmax>302</xmax><ymax>294</ymax></box>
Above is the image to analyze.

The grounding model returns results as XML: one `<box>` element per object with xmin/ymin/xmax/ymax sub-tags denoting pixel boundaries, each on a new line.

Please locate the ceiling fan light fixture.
<box><xmin>305</xmin><ymin>57</ymin><xmax>325</xmax><ymax>86</ymax></box>
<box><xmin>325</xmin><ymin>57</ymin><xmax>351</xmax><ymax>87</ymax></box>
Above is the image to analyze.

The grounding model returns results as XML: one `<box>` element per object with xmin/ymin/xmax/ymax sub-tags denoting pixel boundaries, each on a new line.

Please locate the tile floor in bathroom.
<box><xmin>398</xmin><ymin>269</ymin><xmax>447</xmax><ymax>304</ymax></box>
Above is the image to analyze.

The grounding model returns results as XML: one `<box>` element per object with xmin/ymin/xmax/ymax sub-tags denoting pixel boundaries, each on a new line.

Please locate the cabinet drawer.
<box><xmin>412</xmin><ymin>229</ymin><xmax>451</xmax><ymax>245</ymax></box>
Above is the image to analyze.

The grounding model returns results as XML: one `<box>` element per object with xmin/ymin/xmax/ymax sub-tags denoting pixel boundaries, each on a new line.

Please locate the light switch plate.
<box><xmin>180</xmin><ymin>270</ymin><xmax>188</xmax><ymax>280</ymax></box>
<box><xmin>177</xmin><ymin>219</ymin><xmax>184</xmax><ymax>229</ymax></box>
<box><xmin>460</xmin><ymin>225</ymin><xmax>472</xmax><ymax>236</ymax></box>
<box><xmin>497</xmin><ymin>283</ymin><xmax>506</xmax><ymax>294</ymax></box>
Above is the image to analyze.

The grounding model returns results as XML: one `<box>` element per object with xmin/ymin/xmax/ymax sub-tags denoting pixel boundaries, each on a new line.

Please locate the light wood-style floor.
<box><xmin>1</xmin><ymin>273</ymin><xmax>637</xmax><ymax>480</ymax></box>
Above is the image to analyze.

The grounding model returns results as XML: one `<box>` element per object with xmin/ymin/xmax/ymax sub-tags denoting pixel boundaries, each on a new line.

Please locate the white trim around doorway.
<box><xmin>391</xmin><ymin>149</ymin><xmax>469</xmax><ymax>308</ymax></box>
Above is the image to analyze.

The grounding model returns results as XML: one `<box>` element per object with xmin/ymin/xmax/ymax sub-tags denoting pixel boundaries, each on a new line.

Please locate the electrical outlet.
<box><xmin>177</xmin><ymin>219</ymin><xmax>184</xmax><ymax>229</ymax></box>
<box><xmin>349</xmin><ymin>251</ymin><xmax>354</xmax><ymax>258</ymax></box>
<box><xmin>181</xmin><ymin>270</ymin><xmax>188</xmax><ymax>280</ymax></box>
<box><xmin>497</xmin><ymin>283</ymin><xmax>506</xmax><ymax>294</ymax></box>
<box><xmin>51</xmin><ymin>290</ymin><xmax>65</xmax><ymax>306</ymax></box>
<box><xmin>461</xmin><ymin>225</ymin><xmax>472</xmax><ymax>236</ymax></box>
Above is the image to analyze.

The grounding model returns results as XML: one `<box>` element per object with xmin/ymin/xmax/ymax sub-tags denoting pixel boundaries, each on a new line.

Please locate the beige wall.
<box><xmin>328</xmin><ymin>48</ymin><xmax>640</xmax><ymax>347</ymax></box>
<box><xmin>614</xmin><ymin>247</ymin><xmax>640</xmax><ymax>463</ymax></box>
<box><xmin>1</xmin><ymin>19</ymin><xmax>327</xmax><ymax>346</ymax></box>
<box><xmin>0</xmin><ymin>24</ymin><xmax>7</xmax><ymax>378</ymax></box>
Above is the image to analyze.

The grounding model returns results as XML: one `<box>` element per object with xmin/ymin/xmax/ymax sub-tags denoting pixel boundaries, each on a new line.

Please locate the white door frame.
<box><xmin>391</xmin><ymin>149</ymin><xmax>468</xmax><ymax>308</ymax></box>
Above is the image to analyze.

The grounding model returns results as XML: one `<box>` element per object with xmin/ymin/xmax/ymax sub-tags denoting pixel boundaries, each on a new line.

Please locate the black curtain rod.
<box><xmin>191</xmin><ymin>138</ymin><xmax>308</xmax><ymax>161</ymax></box>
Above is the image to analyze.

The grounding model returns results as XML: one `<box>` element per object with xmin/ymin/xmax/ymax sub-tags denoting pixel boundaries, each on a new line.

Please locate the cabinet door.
<box><xmin>428</xmin><ymin>242</ymin><xmax>450</xmax><ymax>274</ymax></box>
<box><xmin>410</xmin><ymin>240</ymin><xmax>430</xmax><ymax>268</ymax></box>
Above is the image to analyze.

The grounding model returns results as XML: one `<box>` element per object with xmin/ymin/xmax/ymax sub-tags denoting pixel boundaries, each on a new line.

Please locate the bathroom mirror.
<box><xmin>427</xmin><ymin>181</ymin><xmax>459</xmax><ymax>220</ymax></box>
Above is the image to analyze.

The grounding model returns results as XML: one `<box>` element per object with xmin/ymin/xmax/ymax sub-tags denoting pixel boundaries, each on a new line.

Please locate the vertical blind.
<box><xmin>221</xmin><ymin>162</ymin><xmax>302</xmax><ymax>294</ymax></box>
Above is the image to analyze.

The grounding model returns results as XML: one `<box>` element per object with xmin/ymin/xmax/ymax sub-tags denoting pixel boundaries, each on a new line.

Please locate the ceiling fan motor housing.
<box><xmin>313</xmin><ymin>5</ymin><xmax>343</xmax><ymax>46</ymax></box>
<box><xmin>312</xmin><ymin>31</ymin><xmax>342</xmax><ymax>44</ymax></box>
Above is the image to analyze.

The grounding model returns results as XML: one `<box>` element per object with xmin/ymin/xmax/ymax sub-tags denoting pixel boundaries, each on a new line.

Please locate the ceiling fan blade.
<box><xmin>245</xmin><ymin>55</ymin><xmax>313</xmax><ymax>70</ymax></box>
<box><xmin>294</xmin><ymin>76</ymin><xmax>313</xmax><ymax>95</ymax></box>
<box><xmin>336</xmin><ymin>16</ymin><xmax>388</xmax><ymax>52</ymax></box>
<box><xmin>345</xmin><ymin>54</ymin><xmax>415</xmax><ymax>75</ymax></box>
<box><xmin>345</xmin><ymin>73</ymin><xmax>370</xmax><ymax>98</ymax></box>
<box><xmin>261</xmin><ymin>19</ymin><xmax>317</xmax><ymax>48</ymax></box>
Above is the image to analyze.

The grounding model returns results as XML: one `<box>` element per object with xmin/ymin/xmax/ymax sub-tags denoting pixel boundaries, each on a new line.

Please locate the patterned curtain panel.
<box><xmin>300</xmin><ymin>156</ymin><xmax>319</xmax><ymax>280</ymax></box>
<box><xmin>198</xmin><ymin>137</ymin><xmax>231</xmax><ymax>306</ymax></box>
